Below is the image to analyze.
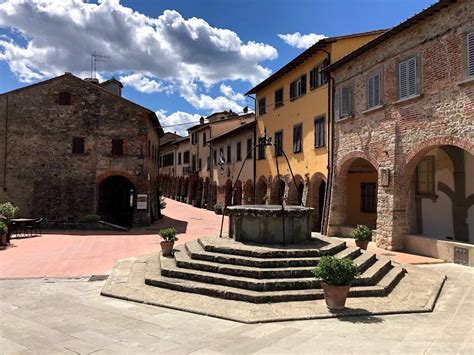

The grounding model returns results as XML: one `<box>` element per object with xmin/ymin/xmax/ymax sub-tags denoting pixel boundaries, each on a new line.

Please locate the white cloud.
<box><xmin>219</xmin><ymin>83</ymin><xmax>246</xmax><ymax>102</ymax></box>
<box><xmin>155</xmin><ymin>109</ymin><xmax>201</xmax><ymax>136</ymax></box>
<box><xmin>179</xmin><ymin>82</ymin><xmax>243</xmax><ymax>113</ymax></box>
<box><xmin>0</xmin><ymin>0</ymin><xmax>277</xmax><ymax>110</ymax></box>
<box><xmin>277</xmin><ymin>32</ymin><xmax>327</xmax><ymax>49</ymax></box>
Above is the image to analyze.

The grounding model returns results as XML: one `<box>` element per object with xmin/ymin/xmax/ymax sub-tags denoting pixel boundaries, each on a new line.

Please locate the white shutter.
<box><xmin>399</xmin><ymin>60</ymin><xmax>408</xmax><ymax>99</ymax></box>
<box><xmin>407</xmin><ymin>57</ymin><xmax>417</xmax><ymax>96</ymax></box>
<box><xmin>334</xmin><ymin>89</ymin><xmax>340</xmax><ymax>119</ymax></box>
<box><xmin>368</xmin><ymin>76</ymin><xmax>374</xmax><ymax>108</ymax></box>
<box><xmin>341</xmin><ymin>87</ymin><xmax>351</xmax><ymax>117</ymax></box>
<box><xmin>468</xmin><ymin>32</ymin><xmax>474</xmax><ymax>77</ymax></box>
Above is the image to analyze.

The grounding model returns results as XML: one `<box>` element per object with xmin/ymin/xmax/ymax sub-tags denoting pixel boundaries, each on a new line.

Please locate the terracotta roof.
<box><xmin>325</xmin><ymin>0</ymin><xmax>456</xmax><ymax>72</ymax></box>
<box><xmin>208</xmin><ymin>121</ymin><xmax>256</xmax><ymax>143</ymax></box>
<box><xmin>245</xmin><ymin>29</ymin><xmax>386</xmax><ymax>95</ymax></box>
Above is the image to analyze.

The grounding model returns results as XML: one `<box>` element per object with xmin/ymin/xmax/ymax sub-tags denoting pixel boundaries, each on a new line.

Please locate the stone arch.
<box><xmin>97</xmin><ymin>175</ymin><xmax>135</xmax><ymax>226</ymax></box>
<box><xmin>307</xmin><ymin>173</ymin><xmax>327</xmax><ymax>232</ymax></box>
<box><xmin>203</xmin><ymin>177</ymin><xmax>210</xmax><ymax>208</ymax></box>
<box><xmin>243</xmin><ymin>179</ymin><xmax>254</xmax><ymax>205</ymax></box>
<box><xmin>182</xmin><ymin>176</ymin><xmax>189</xmax><ymax>201</ymax></box>
<box><xmin>195</xmin><ymin>177</ymin><xmax>204</xmax><ymax>207</ymax></box>
<box><xmin>224</xmin><ymin>179</ymin><xmax>233</xmax><ymax>206</ymax></box>
<box><xmin>287</xmin><ymin>174</ymin><xmax>305</xmax><ymax>206</ymax></box>
<box><xmin>234</xmin><ymin>180</ymin><xmax>243</xmax><ymax>205</ymax></box>
<box><xmin>270</xmin><ymin>175</ymin><xmax>287</xmax><ymax>205</ymax></box>
<box><xmin>188</xmin><ymin>175</ymin><xmax>197</xmax><ymax>204</ymax></box>
<box><xmin>255</xmin><ymin>176</ymin><xmax>268</xmax><ymax>204</ymax></box>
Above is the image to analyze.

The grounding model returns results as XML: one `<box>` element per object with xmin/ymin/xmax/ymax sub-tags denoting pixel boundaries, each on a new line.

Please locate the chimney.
<box><xmin>100</xmin><ymin>76</ymin><xmax>123</xmax><ymax>97</ymax></box>
<box><xmin>199</xmin><ymin>116</ymin><xmax>205</xmax><ymax>125</ymax></box>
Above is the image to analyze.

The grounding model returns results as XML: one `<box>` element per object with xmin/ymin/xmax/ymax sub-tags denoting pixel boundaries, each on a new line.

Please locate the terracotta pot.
<box><xmin>355</xmin><ymin>240</ymin><xmax>369</xmax><ymax>250</ymax></box>
<box><xmin>160</xmin><ymin>241</ymin><xmax>175</xmax><ymax>257</ymax></box>
<box><xmin>321</xmin><ymin>282</ymin><xmax>351</xmax><ymax>310</ymax></box>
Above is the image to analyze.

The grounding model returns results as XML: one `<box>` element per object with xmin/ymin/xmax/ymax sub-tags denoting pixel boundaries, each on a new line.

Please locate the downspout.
<box><xmin>3</xmin><ymin>94</ymin><xmax>8</xmax><ymax>192</ymax></box>
<box><xmin>245</xmin><ymin>94</ymin><xmax>257</xmax><ymax>203</ymax></box>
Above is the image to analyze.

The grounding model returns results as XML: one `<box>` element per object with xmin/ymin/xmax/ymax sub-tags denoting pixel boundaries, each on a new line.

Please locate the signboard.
<box><xmin>137</xmin><ymin>194</ymin><xmax>148</xmax><ymax>210</ymax></box>
<box><xmin>454</xmin><ymin>247</ymin><xmax>469</xmax><ymax>266</ymax></box>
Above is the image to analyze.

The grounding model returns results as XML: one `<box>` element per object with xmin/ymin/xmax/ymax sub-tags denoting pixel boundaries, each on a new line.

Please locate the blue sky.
<box><xmin>0</xmin><ymin>0</ymin><xmax>435</xmax><ymax>134</ymax></box>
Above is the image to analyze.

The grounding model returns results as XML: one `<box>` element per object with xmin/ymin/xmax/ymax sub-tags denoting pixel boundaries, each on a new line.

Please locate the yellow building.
<box><xmin>246</xmin><ymin>30</ymin><xmax>384</xmax><ymax>232</ymax></box>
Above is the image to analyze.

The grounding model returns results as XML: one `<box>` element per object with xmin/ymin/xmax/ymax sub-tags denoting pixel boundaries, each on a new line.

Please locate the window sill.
<box><xmin>314</xmin><ymin>145</ymin><xmax>326</xmax><ymax>150</ymax></box>
<box><xmin>274</xmin><ymin>104</ymin><xmax>284</xmax><ymax>110</ymax></box>
<box><xmin>336</xmin><ymin>115</ymin><xmax>354</xmax><ymax>123</ymax></box>
<box><xmin>362</xmin><ymin>104</ymin><xmax>384</xmax><ymax>115</ymax></box>
<box><xmin>293</xmin><ymin>150</ymin><xmax>302</xmax><ymax>154</ymax></box>
<box><xmin>394</xmin><ymin>93</ymin><xmax>423</xmax><ymax>105</ymax></box>
<box><xmin>457</xmin><ymin>77</ymin><xmax>474</xmax><ymax>86</ymax></box>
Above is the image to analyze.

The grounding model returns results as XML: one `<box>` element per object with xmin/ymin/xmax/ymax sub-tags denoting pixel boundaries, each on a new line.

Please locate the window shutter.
<box><xmin>341</xmin><ymin>87</ymin><xmax>351</xmax><ymax>117</ymax></box>
<box><xmin>400</xmin><ymin>57</ymin><xmax>417</xmax><ymax>99</ymax></box>
<box><xmin>374</xmin><ymin>73</ymin><xmax>380</xmax><ymax>106</ymax></box>
<box><xmin>399</xmin><ymin>61</ymin><xmax>408</xmax><ymax>99</ymax></box>
<box><xmin>310</xmin><ymin>69</ymin><xmax>315</xmax><ymax>90</ymax></box>
<box><xmin>468</xmin><ymin>32</ymin><xmax>474</xmax><ymax>76</ymax></box>
<box><xmin>290</xmin><ymin>82</ymin><xmax>295</xmax><ymax>100</ymax></box>
<box><xmin>368</xmin><ymin>76</ymin><xmax>374</xmax><ymax>109</ymax></box>
<box><xmin>301</xmin><ymin>75</ymin><xmax>307</xmax><ymax>94</ymax></box>
<box><xmin>407</xmin><ymin>57</ymin><xmax>417</xmax><ymax>96</ymax></box>
<box><xmin>334</xmin><ymin>89</ymin><xmax>340</xmax><ymax>119</ymax></box>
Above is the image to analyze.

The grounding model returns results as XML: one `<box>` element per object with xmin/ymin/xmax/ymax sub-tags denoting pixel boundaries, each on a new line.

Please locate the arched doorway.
<box><xmin>255</xmin><ymin>176</ymin><xmax>268</xmax><ymax>204</ymax></box>
<box><xmin>307</xmin><ymin>173</ymin><xmax>327</xmax><ymax>232</ymax></box>
<box><xmin>188</xmin><ymin>175</ymin><xmax>197</xmax><ymax>204</ymax></box>
<box><xmin>243</xmin><ymin>179</ymin><xmax>254</xmax><ymax>205</ymax></box>
<box><xmin>345</xmin><ymin>158</ymin><xmax>378</xmax><ymax>230</ymax></box>
<box><xmin>234</xmin><ymin>180</ymin><xmax>243</xmax><ymax>205</ymax></box>
<box><xmin>270</xmin><ymin>177</ymin><xmax>286</xmax><ymax>205</ymax></box>
<box><xmin>405</xmin><ymin>145</ymin><xmax>474</xmax><ymax>243</ymax></box>
<box><xmin>224</xmin><ymin>179</ymin><xmax>233</xmax><ymax>206</ymax></box>
<box><xmin>98</xmin><ymin>176</ymin><xmax>135</xmax><ymax>226</ymax></box>
<box><xmin>287</xmin><ymin>175</ymin><xmax>304</xmax><ymax>206</ymax></box>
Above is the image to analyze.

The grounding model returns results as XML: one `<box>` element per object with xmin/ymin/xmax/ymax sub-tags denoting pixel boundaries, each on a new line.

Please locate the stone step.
<box><xmin>334</xmin><ymin>246</ymin><xmax>361</xmax><ymax>260</ymax></box>
<box><xmin>175</xmin><ymin>247</ymin><xmax>316</xmax><ymax>279</ymax></box>
<box><xmin>354</xmin><ymin>258</ymin><xmax>392</xmax><ymax>286</ymax></box>
<box><xmin>160</xmin><ymin>256</ymin><xmax>320</xmax><ymax>291</ymax></box>
<box><xmin>349</xmin><ymin>267</ymin><xmax>406</xmax><ymax>297</ymax></box>
<box><xmin>198</xmin><ymin>236</ymin><xmax>346</xmax><ymax>258</ymax></box>
<box><xmin>185</xmin><ymin>240</ymin><xmax>320</xmax><ymax>268</ymax></box>
<box><xmin>353</xmin><ymin>251</ymin><xmax>377</xmax><ymax>273</ymax></box>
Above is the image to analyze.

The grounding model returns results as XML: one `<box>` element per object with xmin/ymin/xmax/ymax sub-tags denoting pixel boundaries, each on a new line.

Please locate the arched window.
<box><xmin>58</xmin><ymin>91</ymin><xmax>71</xmax><ymax>105</ymax></box>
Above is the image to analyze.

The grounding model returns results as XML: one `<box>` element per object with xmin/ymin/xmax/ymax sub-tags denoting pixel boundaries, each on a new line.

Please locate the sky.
<box><xmin>0</xmin><ymin>0</ymin><xmax>436</xmax><ymax>135</ymax></box>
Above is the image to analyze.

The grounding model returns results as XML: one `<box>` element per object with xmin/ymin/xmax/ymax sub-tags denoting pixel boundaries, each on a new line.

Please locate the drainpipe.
<box><xmin>245</xmin><ymin>94</ymin><xmax>257</xmax><ymax>203</ymax></box>
<box><xmin>3</xmin><ymin>94</ymin><xmax>8</xmax><ymax>192</ymax></box>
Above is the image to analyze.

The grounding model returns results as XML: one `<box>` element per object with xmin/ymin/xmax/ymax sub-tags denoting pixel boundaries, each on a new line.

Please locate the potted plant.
<box><xmin>159</xmin><ymin>227</ymin><xmax>178</xmax><ymax>256</ymax></box>
<box><xmin>0</xmin><ymin>221</ymin><xmax>8</xmax><ymax>246</ymax></box>
<box><xmin>352</xmin><ymin>224</ymin><xmax>372</xmax><ymax>250</ymax></box>
<box><xmin>214</xmin><ymin>202</ymin><xmax>223</xmax><ymax>215</ymax></box>
<box><xmin>313</xmin><ymin>256</ymin><xmax>360</xmax><ymax>310</ymax></box>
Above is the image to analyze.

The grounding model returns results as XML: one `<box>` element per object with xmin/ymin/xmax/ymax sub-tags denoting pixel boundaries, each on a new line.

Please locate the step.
<box><xmin>185</xmin><ymin>240</ymin><xmax>320</xmax><ymax>268</ymax></box>
<box><xmin>353</xmin><ymin>252</ymin><xmax>377</xmax><ymax>273</ymax></box>
<box><xmin>198</xmin><ymin>236</ymin><xmax>346</xmax><ymax>258</ymax></box>
<box><xmin>354</xmin><ymin>258</ymin><xmax>392</xmax><ymax>286</ymax></box>
<box><xmin>159</xmin><ymin>256</ymin><xmax>320</xmax><ymax>292</ymax></box>
<box><xmin>175</xmin><ymin>247</ymin><xmax>315</xmax><ymax>279</ymax></box>
<box><xmin>349</xmin><ymin>267</ymin><xmax>406</xmax><ymax>297</ymax></box>
<box><xmin>334</xmin><ymin>246</ymin><xmax>361</xmax><ymax>260</ymax></box>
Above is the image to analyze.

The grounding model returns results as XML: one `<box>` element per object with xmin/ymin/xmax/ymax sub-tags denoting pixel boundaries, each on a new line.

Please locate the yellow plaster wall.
<box><xmin>346</xmin><ymin>172</ymin><xmax>378</xmax><ymax>229</ymax></box>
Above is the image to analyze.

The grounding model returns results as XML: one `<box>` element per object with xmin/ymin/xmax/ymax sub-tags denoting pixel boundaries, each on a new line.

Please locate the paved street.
<box><xmin>0</xmin><ymin>199</ymin><xmax>228</xmax><ymax>278</ymax></box>
<box><xmin>0</xmin><ymin>263</ymin><xmax>472</xmax><ymax>354</ymax></box>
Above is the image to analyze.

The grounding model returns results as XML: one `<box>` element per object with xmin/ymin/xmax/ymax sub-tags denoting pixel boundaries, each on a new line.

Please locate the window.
<box><xmin>258</xmin><ymin>97</ymin><xmax>266</xmax><ymax>116</ymax></box>
<box><xmin>162</xmin><ymin>152</ymin><xmax>174</xmax><ymax>167</ymax></box>
<box><xmin>111</xmin><ymin>139</ymin><xmax>123</xmax><ymax>155</ymax></box>
<box><xmin>468</xmin><ymin>32</ymin><xmax>474</xmax><ymax>77</ymax></box>
<box><xmin>178</xmin><ymin>152</ymin><xmax>182</xmax><ymax>165</ymax></box>
<box><xmin>58</xmin><ymin>92</ymin><xmax>71</xmax><ymax>105</ymax></box>
<box><xmin>213</xmin><ymin>150</ymin><xmax>217</xmax><ymax>165</ymax></box>
<box><xmin>246</xmin><ymin>138</ymin><xmax>253</xmax><ymax>158</ymax></box>
<box><xmin>227</xmin><ymin>145</ymin><xmax>231</xmax><ymax>164</ymax></box>
<box><xmin>290</xmin><ymin>75</ymin><xmax>307</xmax><ymax>100</ymax></box>
<box><xmin>183</xmin><ymin>150</ymin><xmax>190</xmax><ymax>164</ymax></box>
<box><xmin>202</xmin><ymin>132</ymin><xmax>207</xmax><ymax>147</ymax></box>
<box><xmin>236</xmin><ymin>142</ymin><xmax>242</xmax><ymax>161</ymax></box>
<box><xmin>258</xmin><ymin>137</ymin><xmax>266</xmax><ymax>160</ymax></box>
<box><xmin>399</xmin><ymin>56</ymin><xmax>418</xmax><ymax>99</ymax></box>
<box><xmin>192</xmin><ymin>154</ymin><xmax>196</xmax><ymax>171</ymax></box>
<box><xmin>274</xmin><ymin>88</ymin><xmax>284</xmax><ymax>108</ymax></box>
<box><xmin>314</xmin><ymin>116</ymin><xmax>325</xmax><ymax>148</ymax></box>
<box><xmin>361</xmin><ymin>183</ymin><xmax>377</xmax><ymax>213</ymax></box>
<box><xmin>310</xmin><ymin>59</ymin><xmax>329</xmax><ymax>90</ymax></box>
<box><xmin>293</xmin><ymin>124</ymin><xmax>302</xmax><ymax>153</ymax></box>
<box><xmin>336</xmin><ymin>86</ymin><xmax>353</xmax><ymax>119</ymax></box>
<box><xmin>198</xmin><ymin>158</ymin><xmax>202</xmax><ymax>170</ymax></box>
<box><xmin>219</xmin><ymin>148</ymin><xmax>225</xmax><ymax>164</ymax></box>
<box><xmin>416</xmin><ymin>156</ymin><xmax>435</xmax><ymax>195</ymax></box>
<box><xmin>367</xmin><ymin>72</ymin><xmax>382</xmax><ymax>109</ymax></box>
<box><xmin>191</xmin><ymin>131</ymin><xmax>198</xmax><ymax>145</ymax></box>
<box><xmin>72</xmin><ymin>137</ymin><xmax>84</xmax><ymax>154</ymax></box>
<box><xmin>207</xmin><ymin>156</ymin><xmax>211</xmax><ymax>171</ymax></box>
<box><xmin>274</xmin><ymin>131</ymin><xmax>283</xmax><ymax>156</ymax></box>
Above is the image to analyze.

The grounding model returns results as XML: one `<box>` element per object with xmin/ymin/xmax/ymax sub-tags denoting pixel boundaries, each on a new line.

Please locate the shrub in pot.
<box><xmin>0</xmin><ymin>221</ymin><xmax>8</xmax><ymax>246</ymax></box>
<box><xmin>159</xmin><ymin>227</ymin><xmax>178</xmax><ymax>256</ymax></box>
<box><xmin>313</xmin><ymin>256</ymin><xmax>360</xmax><ymax>310</ymax></box>
<box><xmin>352</xmin><ymin>224</ymin><xmax>372</xmax><ymax>250</ymax></box>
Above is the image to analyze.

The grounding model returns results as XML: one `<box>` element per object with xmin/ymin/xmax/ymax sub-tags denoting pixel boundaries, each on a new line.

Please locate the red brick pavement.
<box><xmin>0</xmin><ymin>199</ymin><xmax>228</xmax><ymax>278</ymax></box>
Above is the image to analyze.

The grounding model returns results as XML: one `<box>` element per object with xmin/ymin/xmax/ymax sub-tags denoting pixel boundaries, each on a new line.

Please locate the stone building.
<box><xmin>0</xmin><ymin>73</ymin><xmax>163</xmax><ymax>227</ymax></box>
<box><xmin>208</xmin><ymin>120</ymin><xmax>256</xmax><ymax>207</ymax></box>
<box><xmin>325</xmin><ymin>0</ymin><xmax>474</xmax><ymax>263</ymax></box>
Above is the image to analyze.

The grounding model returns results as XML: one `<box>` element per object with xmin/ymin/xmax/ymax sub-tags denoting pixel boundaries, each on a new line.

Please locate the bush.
<box><xmin>159</xmin><ymin>227</ymin><xmax>178</xmax><ymax>242</ymax></box>
<box><xmin>313</xmin><ymin>256</ymin><xmax>360</xmax><ymax>286</ymax></box>
<box><xmin>352</xmin><ymin>224</ymin><xmax>373</xmax><ymax>242</ymax></box>
<box><xmin>79</xmin><ymin>214</ymin><xmax>101</xmax><ymax>223</ymax></box>
<box><xmin>0</xmin><ymin>221</ymin><xmax>8</xmax><ymax>235</ymax></box>
<box><xmin>0</xmin><ymin>202</ymin><xmax>19</xmax><ymax>220</ymax></box>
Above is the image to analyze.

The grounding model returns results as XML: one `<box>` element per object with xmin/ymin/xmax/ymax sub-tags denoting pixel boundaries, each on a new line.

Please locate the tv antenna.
<box><xmin>90</xmin><ymin>52</ymin><xmax>110</xmax><ymax>78</ymax></box>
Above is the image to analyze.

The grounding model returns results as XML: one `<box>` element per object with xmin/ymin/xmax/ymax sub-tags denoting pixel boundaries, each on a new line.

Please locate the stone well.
<box><xmin>226</xmin><ymin>205</ymin><xmax>313</xmax><ymax>244</ymax></box>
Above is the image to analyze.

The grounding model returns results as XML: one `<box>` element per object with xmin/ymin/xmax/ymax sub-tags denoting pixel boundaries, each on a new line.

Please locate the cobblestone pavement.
<box><xmin>0</xmin><ymin>199</ymin><xmax>228</xmax><ymax>278</ymax></box>
<box><xmin>0</xmin><ymin>263</ymin><xmax>472</xmax><ymax>354</ymax></box>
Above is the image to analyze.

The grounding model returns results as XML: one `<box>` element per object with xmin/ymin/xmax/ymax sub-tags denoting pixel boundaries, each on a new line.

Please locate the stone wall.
<box><xmin>0</xmin><ymin>73</ymin><xmax>160</xmax><ymax>226</ymax></box>
<box><xmin>328</xmin><ymin>0</ymin><xmax>474</xmax><ymax>249</ymax></box>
